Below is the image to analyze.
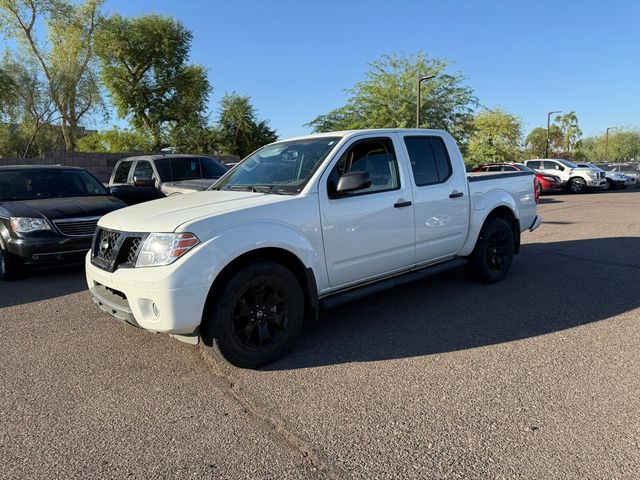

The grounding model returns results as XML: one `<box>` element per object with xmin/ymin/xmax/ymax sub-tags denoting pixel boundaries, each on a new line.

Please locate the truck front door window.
<box><xmin>133</xmin><ymin>161</ymin><xmax>156</xmax><ymax>182</ymax></box>
<box><xmin>327</xmin><ymin>138</ymin><xmax>399</xmax><ymax>197</ymax></box>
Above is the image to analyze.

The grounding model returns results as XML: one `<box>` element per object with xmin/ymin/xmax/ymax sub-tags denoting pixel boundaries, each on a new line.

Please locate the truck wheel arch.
<box><xmin>201</xmin><ymin>247</ymin><xmax>319</xmax><ymax>337</ymax></box>
<box><xmin>479</xmin><ymin>206</ymin><xmax>521</xmax><ymax>254</ymax></box>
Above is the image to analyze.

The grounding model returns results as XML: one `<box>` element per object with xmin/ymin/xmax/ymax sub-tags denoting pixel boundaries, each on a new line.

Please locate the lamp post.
<box><xmin>416</xmin><ymin>74</ymin><xmax>436</xmax><ymax>128</ymax></box>
<box><xmin>605</xmin><ymin>126</ymin><xmax>618</xmax><ymax>165</ymax></box>
<box><xmin>545</xmin><ymin>110</ymin><xmax>561</xmax><ymax>158</ymax></box>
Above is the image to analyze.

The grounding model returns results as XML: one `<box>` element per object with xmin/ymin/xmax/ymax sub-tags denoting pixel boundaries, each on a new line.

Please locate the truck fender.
<box><xmin>458</xmin><ymin>189</ymin><xmax>520</xmax><ymax>257</ymax></box>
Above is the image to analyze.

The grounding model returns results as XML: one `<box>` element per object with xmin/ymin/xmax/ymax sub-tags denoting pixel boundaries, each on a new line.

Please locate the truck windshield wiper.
<box><xmin>222</xmin><ymin>184</ymin><xmax>288</xmax><ymax>195</ymax></box>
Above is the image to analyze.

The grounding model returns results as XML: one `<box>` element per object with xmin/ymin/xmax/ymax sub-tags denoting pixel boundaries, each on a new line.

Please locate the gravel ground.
<box><xmin>1</xmin><ymin>189</ymin><xmax>639</xmax><ymax>479</ymax></box>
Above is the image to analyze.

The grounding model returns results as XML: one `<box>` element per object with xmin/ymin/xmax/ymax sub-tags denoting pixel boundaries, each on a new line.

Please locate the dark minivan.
<box><xmin>108</xmin><ymin>154</ymin><xmax>228</xmax><ymax>205</ymax></box>
<box><xmin>0</xmin><ymin>166</ymin><xmax>126</xmax><ymax>280</ymax></box>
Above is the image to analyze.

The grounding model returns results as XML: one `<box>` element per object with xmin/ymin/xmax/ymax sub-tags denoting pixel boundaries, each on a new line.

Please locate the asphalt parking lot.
<box><xmin>1</xmin><ymin>190</ymin><xmax>639</xmax><ymax>479</ymax></box>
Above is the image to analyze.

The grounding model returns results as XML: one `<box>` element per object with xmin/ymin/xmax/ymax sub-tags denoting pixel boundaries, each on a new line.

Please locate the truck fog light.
<box><xmin>152</xmin><ymin>303</ymin><xmax>160</xmax><ymax>317</ymax></box>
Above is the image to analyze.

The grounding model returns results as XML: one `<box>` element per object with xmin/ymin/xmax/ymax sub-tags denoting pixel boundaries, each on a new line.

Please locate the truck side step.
<box><xmin>320</xmin><ymin>258</ymin><xmax>468</xmax><ymax>310</ymax></box>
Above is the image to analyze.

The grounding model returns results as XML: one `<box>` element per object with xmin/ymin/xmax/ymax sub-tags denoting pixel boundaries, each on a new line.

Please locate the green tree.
<box><xmin>215</xmin><ymin>93</ymin><xmax>278</xmax><ymax>158</ymax></box>
<box><xmin>555</xmin><ymin>111</ymin><xmax>582</xmax><ymax>153</ymax></box>
<box><xmin>576</xmin><ymin>129</ymin><xmax>640</xmax><ymax>163</ymax></box>
<box><xmin>307</xmin><ymin>52</ymin><xmax>477</xmax><ymax>147</ymax></box>
<box><xmin>524</xmin><ymin>126</ymin><xmax>563</xmax><ymax>158</ymax></box>
<box><xmin>76</xmin><ymin>126</ymin><xmax>152</xmax><ymax>152</ymax></box>
<box><xmin>467</xmin><ymin>108</ymin><xmax>522</xmax><ymax>164</ymax></box>
<box><xmin>1</xmin><ymin>53</ymin><xmax>59</xmax><ymax>157</ymax></box>
<box><xmin>0</xmin><ymin>0</ymin><xmax>103</xmax><ymax>152</ymax></box>
<box><xmin>95</xmin><ymin>14</ymin><xmax>210</xmax><ymax>151</ymax></box>
<box><xmin>0</xmin><ymin>67</ymin><xmax>16</xmax><ymax>119</ymax></box>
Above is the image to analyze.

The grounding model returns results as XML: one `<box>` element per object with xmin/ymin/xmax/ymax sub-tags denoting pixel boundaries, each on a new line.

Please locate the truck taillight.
<box><xmin>534</xmin><ymin>178</ymin><xmax>540</xmax><ymax>203</ymax></box>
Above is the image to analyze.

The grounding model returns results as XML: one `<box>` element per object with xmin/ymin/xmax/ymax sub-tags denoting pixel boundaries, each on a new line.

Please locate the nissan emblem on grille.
<box><xmin>99</xmin><ymin>236</ymin><xmax>110</xmax><ymax>256</ymax></box>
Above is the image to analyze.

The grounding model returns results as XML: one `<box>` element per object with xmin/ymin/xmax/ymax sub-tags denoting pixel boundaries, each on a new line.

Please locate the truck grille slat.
<box><xmin>92</xmin><ymin>228</ymin><xmax>144</xmax><ymax>272</ymax></box>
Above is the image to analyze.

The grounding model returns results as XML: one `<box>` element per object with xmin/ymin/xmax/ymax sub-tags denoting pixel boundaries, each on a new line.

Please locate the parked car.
<box><xmin>524</xmin><ymin>159</ymin><xmax>607</xmax><ymax>193</ymax></box>
<box><xmin>575</xmin><ymin>162</ymin><xmax>630</xmax><ymax>190</ymax></box>
<box><xmin>108</xmin><ymin>154</ymin><xmax>229</xmax><ymax>205</ymax></box>
<box><xmin>473</xmin><ymin>162</ymin><xmax>564</xmax><ymax>197</ymax></box>
<box><xmin>86</xmin><ymin>128</ymin><xmax>541</xmax><ymax>368</ymax></box>
<box><xmin>0</xmin><ymin>166</ymin><xmax>126</xmax><ymax>280</ymax></box>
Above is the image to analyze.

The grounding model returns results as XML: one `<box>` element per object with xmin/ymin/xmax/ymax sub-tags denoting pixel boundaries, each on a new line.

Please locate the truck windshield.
<box><xmin>0</xmin><ymin>169</ymin><xmax>108</xmax><ymax>201</ymax></box>
<box><xmin>211</xmin><ymin>137</ymin><xmax>341</xmax><ymax>194</ymax></box>
<box><xmin>558</xmin><ymin>159</ymin><xmax>578</xmax><ymax>168</ymax></box>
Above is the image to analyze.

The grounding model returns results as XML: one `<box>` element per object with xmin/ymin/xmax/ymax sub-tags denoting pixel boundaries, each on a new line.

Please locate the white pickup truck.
<box><xmin>86</xmin><ymin>129</ymin><xmax>541</xmax><ymax>368</ymax></box>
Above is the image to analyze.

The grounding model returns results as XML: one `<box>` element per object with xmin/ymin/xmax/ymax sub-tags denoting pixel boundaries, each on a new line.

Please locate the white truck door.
<box><xmin>318</xmin><ymin>134</ymin><xmax>415</xmax><ymax>288</ymax></box>
<box><xmin>399</xmin><ymin>133</ymin><xmax>469</xmax><ymax>264</ymax></box>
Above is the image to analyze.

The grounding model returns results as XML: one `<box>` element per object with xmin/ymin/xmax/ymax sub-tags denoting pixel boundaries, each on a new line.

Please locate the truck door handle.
<box><xmin>394</xmin><ymin>200</ymin><xmax>412</xmax><ymax>208</ymax></box>
<box><xmin>449</xmin><ymin>191</ymin><xmax>464</xmax><ymax>198</ymax></box>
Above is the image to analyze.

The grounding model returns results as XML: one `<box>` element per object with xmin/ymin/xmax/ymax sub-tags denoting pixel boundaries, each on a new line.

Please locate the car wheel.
<box><xmin>203</xmin><ymin>261</ymin><xmax>305</xmax><ymax>369</ymax></box>
<box><xmin>0</xmin><ymin>246</ymin><xmax>22</xmax><ymax>281</ymax></box>
<box><xmin>569</xmin><ymin>177</ymin><xmax>587</xmax><ymax>194</ymax></box>
<box><xmin>467</xmin><ymin>217</ymin><xmax>514</xmax><ymax>284</ymax></box>
<box><xmin>537</xmin><ymin>182</ymin><xmax>543</xmax><ymax>197</ymax></box>
<box><xmin>605</xmin><ymin>179</ymin><xmax>613</xmax><ymax>191</ymax></box>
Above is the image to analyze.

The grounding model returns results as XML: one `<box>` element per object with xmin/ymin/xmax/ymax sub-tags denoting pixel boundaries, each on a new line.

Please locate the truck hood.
<box><xmin>97</xmin><ymin>190</ymin><xmax>293</xmax><ymax>232</ymax></box>
<box><xmin>160</xmin><ymin>179</ymin><xmax>218</xmax><ymax>194</ymax></box>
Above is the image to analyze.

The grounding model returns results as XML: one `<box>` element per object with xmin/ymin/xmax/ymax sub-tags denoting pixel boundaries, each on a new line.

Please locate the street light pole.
<box><xmin>545</xmin><ymin>110</ymin><xmax>561</xmax><ymax>158</ymax></box>
<box><xmin>416</xmin><ymin>74</ymin><xmax>436</xmax><ymax>128</ymax></box>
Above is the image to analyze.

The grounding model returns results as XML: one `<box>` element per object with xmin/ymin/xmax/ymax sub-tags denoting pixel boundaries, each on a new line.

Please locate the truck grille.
<box><xmin>598</xmin><ymin>171</ymin><xmax>605</xmax><ymax>179</ymax></box>
<box><xmin>54</xmin><ymin>216</ymin><xmax>101</xmax><ymax>237</ymax></box>
<box><xmin>92</xmin><ymin>228</ymin><xmax>145</xmax><ymax>272</ymax></box>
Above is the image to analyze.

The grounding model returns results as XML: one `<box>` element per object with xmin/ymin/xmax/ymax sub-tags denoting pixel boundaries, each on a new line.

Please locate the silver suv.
<box><xmin>524</xmin><ymin>159</ymin><xmax>607</xmax><ymax>193</ymax></box>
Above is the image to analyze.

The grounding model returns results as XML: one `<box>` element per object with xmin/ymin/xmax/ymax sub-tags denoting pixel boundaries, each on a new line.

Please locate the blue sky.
<box><xmin>103</xmin><ymin>0</ymin><xmax>639</xmax><ymax>139</ymax></box>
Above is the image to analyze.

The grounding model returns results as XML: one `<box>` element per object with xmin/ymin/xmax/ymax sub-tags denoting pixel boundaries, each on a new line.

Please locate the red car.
<box><xmin>473</xmin><ymin>163</ymin><xmax>564</xmax><ymax>198</ymax></box>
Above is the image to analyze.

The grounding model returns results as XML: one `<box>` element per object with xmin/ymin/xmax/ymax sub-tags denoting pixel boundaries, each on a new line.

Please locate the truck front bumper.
<box><xmin>586</xmin><ymin>178</ymin><xmax>607</xmax><ymax>189</ymax></box>
<box><xmin>85</xmin><ymin>251</ymin><xmax>217</xmax><ymax>335</ymax></box>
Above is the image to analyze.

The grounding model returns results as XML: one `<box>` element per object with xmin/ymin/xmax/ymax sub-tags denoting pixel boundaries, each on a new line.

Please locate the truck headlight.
<box><xmin>135</xmin><ymin>233</ymin><xmax>199</xmax><ymax>267</ymax></box>
<box><xmin>10</xmin><ymin>217</ymin><xmax>51</xmax><ymax>233</ymax></box>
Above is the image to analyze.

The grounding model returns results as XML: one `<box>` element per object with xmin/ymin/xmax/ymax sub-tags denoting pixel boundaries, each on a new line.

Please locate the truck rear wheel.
<box><xmin>467</xmin><ymin>217</ymin><xmax>514</xmax><ymax>284</ymax></box>
<box><xmin>203</xmin><ymin>261</ymin><xmax>305</xmax><ymax>369</ymax></box>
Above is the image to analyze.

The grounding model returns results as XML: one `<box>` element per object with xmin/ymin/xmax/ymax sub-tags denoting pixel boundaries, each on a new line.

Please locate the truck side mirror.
<box><xmin>134</xmin><ymin>177</ymin><xmax>154</xmax><ymax>187</ymax></box>
<box><xmin>336</xmin><ymin>171</ymin><xmax>371</xmax><ymax>193</ymax></box>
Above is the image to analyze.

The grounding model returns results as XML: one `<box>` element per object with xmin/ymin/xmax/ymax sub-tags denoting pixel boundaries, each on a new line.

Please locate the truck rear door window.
<box><xmin>404</xmin><ymin>136</ymin><xmax>452</xmax><ymax>186</ymax></box>
<box><xmin>113</xmin><ymin>161</ymin><xmax>133</xmax><ymax>184</ymax></box>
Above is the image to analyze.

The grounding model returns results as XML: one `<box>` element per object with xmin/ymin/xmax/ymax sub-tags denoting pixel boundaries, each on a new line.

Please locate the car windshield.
<box><xmin>211</xmin><ymin>137</ymin><xmax>341</xmax><ymax>194</ymax></box>
<box><xmin>558</xmin><ymin>159</ymin><xmax>578</xmax><ymax>168</ymax></box>
<box><xmin>0</xmin><ymin>169</ymin><xmax>108</xmax><ymax>201</ymax></box>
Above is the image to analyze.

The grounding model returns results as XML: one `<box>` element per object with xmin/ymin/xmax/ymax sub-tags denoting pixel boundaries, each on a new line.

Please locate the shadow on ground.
<box><xmin>266</xmin><ymin>237</ymin><xmax>640</xmax><ymax>371</ymax></box>
<box><xmin>0</xmin><ymin>265</ymin><xmax>86</xmax><ymax>309</ymax></box>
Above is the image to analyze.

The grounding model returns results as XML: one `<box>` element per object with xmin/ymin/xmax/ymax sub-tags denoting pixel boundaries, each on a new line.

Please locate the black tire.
<box><xmin>536</xmin><ymin>182</ymin><xmax>543</xmax><ymax>197</ymax></box>
<box><xmin>0</xmin><ymin>246</ymin><xmax>22</xmax><ymax>281</ymax></box>
<box><xmin>203</xmin><ymin>261</ymin><xmax>305</xmax><ymax>369</ymax></box>
<box><xmin>568</xmin><ymin>177</ymin><xmax>587</xmax><ymax>194</ymax></box>
<box><xmin>467</xmin><ymin>217</ymin><xmax>514</xmax><ymax>284</ymax></box>
<box><xmin>605</xmin><ymin>179</ymin><xmax>614</xmax><ymax>191</ymax></box>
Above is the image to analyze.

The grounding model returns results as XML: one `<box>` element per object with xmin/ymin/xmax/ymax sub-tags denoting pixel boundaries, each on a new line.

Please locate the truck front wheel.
<box><xmin>568</xmin><ymin>177</ymin><xmax>587</xmax><ymax>194</ymax></box>
<box><xmin>203</xmin><ymin>261</ymin><xmax>305</xmax><ymax>369</ymax></box>
<box><xmin>467</xmin><ymin>217</ymin><xmax>514</xmax><ymax>284</ymax></box>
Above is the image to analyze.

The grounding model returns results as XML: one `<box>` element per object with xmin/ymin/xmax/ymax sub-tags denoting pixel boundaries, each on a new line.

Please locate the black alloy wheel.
<box><xmin>467</xmin><ymin>217</ymin><xmax>515</xmax><ymax>284</ymax></box>
<box><xmin>204</xmin><ymin>261</ymin><xmax>305</xmax><ymax>368</ymax></box>
<box><xmin>231</xmin><ymin>278</ymin><xmax>292</xmax><ymax>350</ymax></box>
